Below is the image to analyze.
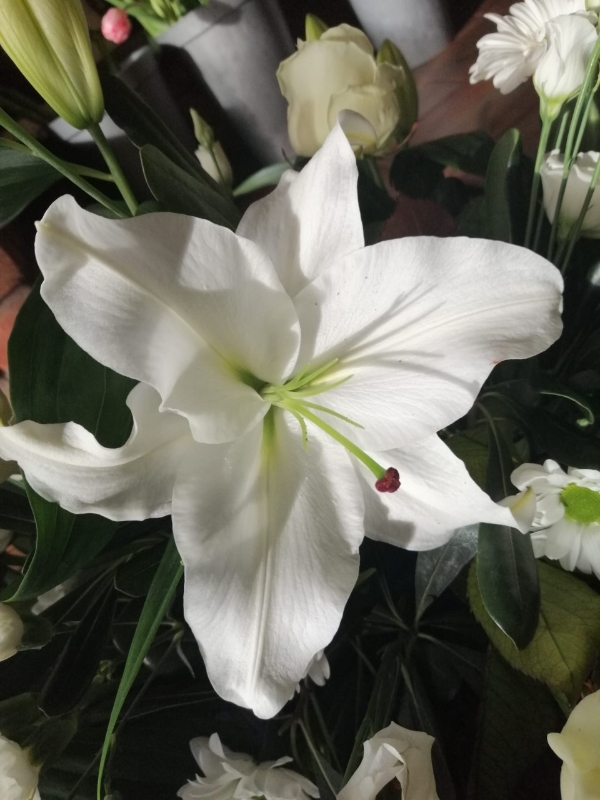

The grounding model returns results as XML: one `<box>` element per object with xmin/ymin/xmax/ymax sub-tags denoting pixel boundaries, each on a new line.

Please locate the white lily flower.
<box><xmin>548</xmin><ymin>690</ymin><xmax>600</xmax><ymax>800</ymax></box>
<box><xmin>178</xmin><ymin>733</ymin><xmax>318</xmax><ymax>800</ymax></box>
<box><xmin>510</xmin><ymin>459</ymin><xmax>600</xmax><ymax>577</ymax></box>
<box><xmin>541</xmin><ymin>150</ymin><xmax>600</xmax><ymax>238</ymax></box>
<box><xmin>338</xmin><ymin>722</ymin><xmax>439</xmax><ymax>800</ymax></box>
<box><xmin>469</xmin><ymin>0</ymin><xmax>595</xmax><ymax>95</ymax></box>
<box><xmin>0</xmin><ymin>126</ymin><xmax>563</xmax><ymax>718</ymax></box>
<box><xmin>533</xmin><ymin>14</ymin><xmax>599</xmax><ymax>120</ymax></box>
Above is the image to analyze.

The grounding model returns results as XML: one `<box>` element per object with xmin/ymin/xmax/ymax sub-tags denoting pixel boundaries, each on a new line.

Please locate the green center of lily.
<box><xmin>262</xmin><ymin>359</ymin><xmax>400</xmax><ymax>493</ymax></box>
<box><xmin>561</xmin><ymin>484</ymin><xmax>600</xmax><ymax>525</ymax></box>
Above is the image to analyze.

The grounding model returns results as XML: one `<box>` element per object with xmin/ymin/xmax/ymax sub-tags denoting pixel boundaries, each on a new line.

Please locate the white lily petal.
<box><xmin>355</xmin><ymin>435</ymin><xmax>515</xmax><ymax>551</ymax></box>
<box><xmin>172</xmin><ymin>410</ymin><xmax>364</xmax><ymax>718</ymax></box>
<box><xmin>294</xmin><ymin>237</ymin><xmax>562</xmax><ymax>451</ymax></box>
<box><xmin>0</xmin><ymin>383</ymin><xmax>189</xmax><ymax>520</ymax></box>
<box><xmin>236</xmin><ymin>125</ymin><xmax>363</xmax><ymax>297</ymax></box>
<box><xmin>36</xmin><ymin>196</ymin><xmax>301</xmax><ymax>444</ymax></box>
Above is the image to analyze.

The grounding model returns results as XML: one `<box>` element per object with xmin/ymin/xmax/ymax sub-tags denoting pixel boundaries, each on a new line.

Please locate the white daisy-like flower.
<box><xmin>510</xmin><ymin>459</ymin><xmax>600</xmax><ymax>577</ymax></box>
<box><xmin>469</xmin><ymin>0</ymin><xmax>595</xmax><ymax>95</ymax></box>
<box><xmin>178</xmin><ymin>733</ymin><xmax>319</xmax><ymax>800</ymax></box>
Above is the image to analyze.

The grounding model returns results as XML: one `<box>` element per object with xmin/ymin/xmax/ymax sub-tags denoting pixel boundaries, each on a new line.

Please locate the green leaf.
<box><xmin>390</xmin><ymin>132</ymin><xmax>494</xmax><ymax>198</ymax></box>
<box><xmin>414</xmin><ymin>524</ymin><xmax>478</xmax><ymax>621</ymax></box>
<box><xmin>40</xmin><ymin>587</ymin><xmax>116</xmax><ymax>717</ymax></box>
<box><xmin>115</xmin><ymin>542</ymin><xmax>167</xmax><ymax>597</ymax></box>
<box><xmin>468</xmin><ymin>648</ymin><xmax>564</xmax><ymax>800</ymax></box>
<box><xmin>7</xmin><ymin>284</ymin><xmax>136</xmax><ymax>599</ymax></box>
<box><xmin>101</xmin><ymin>75</ymin><xmax>203</xmax><ymax>180</ymax></box>
<box><xmin>97</xmin><ymin>537</ymin><xmax>183</xmax><ymax>800</ymax></box>
<box><xmin>140</xmin><ymin>145</ymin><xmax>240</xmax><ymax>229</ymax></box>
<box><xmin>0</xmin><ymin>146</ymin><xmax>60</xmax><ymax>228</ymax></box>
<box><xmin>0</xmin><ymin>482</ymin><xmax>35</xmax><ymax>534</ymax></box>
<box><xmin>233</xmin><ymin>162</ymin><xmax>290</xmax><ymax>196</ymax></box>
<box><xmin>528</xmin><ymin>409</ymin><xmax>600</xmax><ymax>469</ymax></box>
<box><xmin>476</xmin><ymin>411</ymin><xmax>539</xmax><ymax>649</ymax></box>
<box><xmin>484</xmin><ymin>129</ymin><xmax>524</xmax><ymax>244</ymax></box>
<box><xmin>469</xmin><ymin>560</ymin><xmax>600</xmax><ymax>702</ymax></box>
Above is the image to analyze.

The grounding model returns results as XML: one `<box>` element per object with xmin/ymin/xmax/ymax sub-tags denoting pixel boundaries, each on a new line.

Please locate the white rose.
<box><xmin>534</xmin><ymin>14</ymin><xmax>598</xmax><ymax>119</ymax></box>
<box><xmin>277</xmin><ymin>24</ymin><xmax>408</xmax><ymax>157</ymax></box>
<box><xmin>548</xmin><ymin>690</ymin><xmax>600</xmax><ymax>800</ymax></box>
<box><xmin>195</xmin><ymin>142</ymin><xmax>233</xmax><ymax>188</ymax></box>
<box><xmin>0</xmin><ymin>604</ymin><xmax>23</xmax><ymax>662</ymax></box>
<box><xmin>541</xmin><ymin>150</ymin><xmax>600</xmax><ymax>238</ymax></box>
<box><xmin>0</xmin><ymin>735</ymin><xmax>39</xmax><ymax>800</ymax></box>
<box><xmin>338</xmin><ymin>722</ymin><xmax>439</xmax><ymax>800</ymax></box>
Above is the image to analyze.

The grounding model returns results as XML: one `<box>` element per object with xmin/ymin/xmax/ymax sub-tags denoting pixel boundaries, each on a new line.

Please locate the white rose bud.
<box><xmin>277</xmin><ymin>22</ymin><xmax>416</xmax><ymax>157</ymax></box>
<box><xmin>548</xmin><ymin>690</ymin><xmax>600</xmax><ymax>800</ymax></box>
<box><xmin>338</xmin><ymin>722</ymin><xmax>439</xmax><ymax>800</ymax></box>
<box><xmin>0</xmin><ymin>604</ymin><xmax>23</xmax><ymax>662</ymax></box>
<box><xmin>0</xmin><ymin>735</ymin><xmax>39</xmax><ymax>800</ymax></box>
<box><xmin>541</xmin><ymin>150</ymin><xmax>600</xmax><ymax>238</ymax></box>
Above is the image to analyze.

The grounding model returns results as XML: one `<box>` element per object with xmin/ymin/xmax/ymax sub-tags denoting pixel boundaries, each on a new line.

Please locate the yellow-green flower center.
<box><xmin>561</xmin><ymin>484</ymin><xmax>600</xmax><ymax>525</ymax></box>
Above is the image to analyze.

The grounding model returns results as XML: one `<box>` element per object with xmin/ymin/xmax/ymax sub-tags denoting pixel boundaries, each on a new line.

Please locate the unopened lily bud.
<box><xmin>0</xmin><ymin>0</ymin><xmax>104</xmax><ymax>129</ymax></box>
<box><xmin>305</xmin><ymin>13</ymin><xmax>328</xmax><ymax>41</ymax></box>
<box><xmin>190</xmin><ymin>108</ymin><xmax>215</xmax><ymax>150</ymax></box>
<box><xmin>101</xmin><ymin>8</ymin><xmax>132</xmax><ymax>45</ymax></box>
<box><xmin>541</xmin><ymin>150</ymin><xmax>600</xmax><ymax>239</ymax></box>
<box><xmin>0</xmin><ymin>604</ymin><xmax>23</xmax><ymax>662</ymax></box>
<box><xmin>0</xmin><ymin>734</ymin><xmax>39</xmax><ymax>800</ymax></box>
<box><xmin>195</xmin><ymin>142</ymin><xmax>233</xmax><ymax>188</ymax></box>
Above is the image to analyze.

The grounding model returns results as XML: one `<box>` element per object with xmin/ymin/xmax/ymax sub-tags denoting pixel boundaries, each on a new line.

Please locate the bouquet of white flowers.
<box><xmin>0</xmin><ymin>1</ymin><xmax>597</xmax><ymax>798</ymax></box>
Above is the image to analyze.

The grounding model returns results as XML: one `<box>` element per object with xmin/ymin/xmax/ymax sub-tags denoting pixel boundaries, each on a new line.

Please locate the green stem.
<box><xmin>88</xmin><ymin>122</ymin><xmax>138</xmax><ymax>216</ymax></box>
<box><xmin>0</xmin><ymin>107</ymin><xmax>127</xmax><ymax>218</ymax></box>
<box><xmin>298</xmin><ymin>720</ymin><xmax>338</xmax><ymax>797</ymax></box>
<box><xmin>0</xmin><ymin>137</ymin><xmax>114</xmax><ymax>181</ymax></box>
<box><xmin>524</xmin><ymin>116</ymin><xmax>552</xmax><ymax>249</ymax></box>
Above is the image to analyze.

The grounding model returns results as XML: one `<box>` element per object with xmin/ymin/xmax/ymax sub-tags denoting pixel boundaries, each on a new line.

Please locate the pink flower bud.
<box><xmin>101</xmin><ymin>8</ymin><xmax>132</xmax><ymax>45</ymax></box>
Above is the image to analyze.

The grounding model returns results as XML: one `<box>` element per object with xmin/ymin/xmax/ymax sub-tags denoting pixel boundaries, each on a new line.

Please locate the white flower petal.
<box><xmin>542</xmin><ymin>518</ymin><xmax>580</xmax><ymax>560</ymax></box>
<box><xmin>236</xmin><ymin>125</ymin><xmax>363</xmax><ymax>298</ymax></box>
<box><xmin>36</xmin><ymin>196</ymin><xmax>301</xmax><ymax>444</ymax></box>
<box><xmin>0</xmin><ymin>383</ymin><xmax>189</xmax><ymax>520</ymax></box>
<box><xmin>172</xmin><ymin>411</ymin><xmax>364</xmax><ymax>718</ymax></box>
<box><xmin>294</xmin><ymin>237</ymin><xmax>562</xmax><ymax>451</ymax></box>
<box><xmin>356</xmin><ymin>435</ymin><xmax>514</xmax><ymax>551</ymax></box>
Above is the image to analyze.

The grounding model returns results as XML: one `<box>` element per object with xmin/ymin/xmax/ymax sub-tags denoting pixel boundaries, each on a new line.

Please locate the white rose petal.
<box><xmin>0</xmin><ymin>735</ymin><xmax>39</xmax><ymax>800</ymax></box>
<box><xmin>0</xmin><ymin>604</ymin><xmax>23</xmax><ymax>662</ymax></box>
<box><xmin>548</xmin><ymin>690</ymin><xmax>600</xmax><ymax>800</ymax></box>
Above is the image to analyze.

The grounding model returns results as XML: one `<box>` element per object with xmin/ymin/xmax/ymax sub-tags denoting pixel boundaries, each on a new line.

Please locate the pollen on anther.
<box><xmin>375</xmin><ymin>467</ymin><xmax>400</xmax><ymax>493</ymax></box>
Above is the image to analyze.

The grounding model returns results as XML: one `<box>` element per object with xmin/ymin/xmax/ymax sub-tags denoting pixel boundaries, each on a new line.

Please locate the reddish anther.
<box><xmin>375</xmin><ymin>467</ymin><xmax>400</xmax><ymax>493</ymax></box>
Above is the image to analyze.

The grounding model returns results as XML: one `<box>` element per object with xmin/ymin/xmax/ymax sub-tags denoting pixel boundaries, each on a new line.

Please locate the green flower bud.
<box><xmin>190</xmin><ymin>108</ymin><xmax>215</xmax><ymax>150</ymax></box>
<box><xmin>377</xmin><ymin>39</ymin><xmax>418</xmax><ymax>139</ymax></box>
<box><xmin>0</xmin><ymin>0</ymin><xmax>104</xmax><ymax>129</ymax></box>
<box><xmin>305</xmin><ymin>13</ymin><xmax>328</xmax><ymax>42</ymax></box>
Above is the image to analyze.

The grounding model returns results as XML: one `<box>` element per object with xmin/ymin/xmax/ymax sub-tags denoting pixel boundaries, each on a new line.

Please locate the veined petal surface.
<box><xmin>36</xmin><ymin>196</ymin><xmax>301</xmax><ymax>444</ymax></box>
<box><xmin>294</xmin><ymin>236</ymin><xmax>563</xmax><ymax>451</ymax></box>
<box><xmin>356</xmin><ymin>435</ymin><xmax>517</xmax><ymax>550</ymax></box>
<box><xmin>236</xmin><ymin>125</ymin><xmax>363</xmax><ymax>297</ymax></box>
<box><xmin>0</xmin><ymin>383</ymin><xmax>190</xmax><ymax>520</ymax></box>
<box><xmin>172</xmin><ymin>410</ymin><xmax>364</xmax><ymax>718</ymax></box>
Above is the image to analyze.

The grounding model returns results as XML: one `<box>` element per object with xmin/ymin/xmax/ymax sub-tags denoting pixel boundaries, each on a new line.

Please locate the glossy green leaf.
<box><xmin>115</xmin><ymin>542</ymin><xmax>168</xmax><ymax>597</ymax></box>
<box><xmin>7</xmin><ymin>283</ymin><xmax>136</xmax><ymax>599</ymax></box>
<box><xmin>40</xmin><ymin>587</ymin><xmax>116</xmax><ymax>717</ymax></box>
<box><xmin>484</xmin><ymin>129</ymin><xmax>523</xmax><ymax>244</ymax></box>
<box><xmin>0</xmin><ymin>145</ymin><xmax>60</xmax><ymax>228</ymax></box>
<box><xmin>469</xmin><ymin>560</ymin><xmax>600</xmax><ymax>702</ymax></box>
<box><xmin>97</xmin><ymin>537</ymin><xmax>183</xmax><ymax>800</ymax></box>
<box><xmin>140</xmin><ymin>145</ymin><xmax>240</xmax><ymax>229</ymax></box>
<box><xmin>233</xmin><ymin>162</ymin><xmax>290</xmax><ymax>196</ymax></box>
<box><xmin>476</xmin><ymin>412</ymin><xmax>540</xmax><ymax>649</ymax></box>
<box><xmin>414</xmin><ymin>524</ymin><xmax>478</xmax><ymax>621</ymax></box>
<box><xmin>468</xmin><ymin>648</ymin><xmax>564</xmax><ymax>800</ymax></box>
<box><xmin>0</xmin><ymin>482</ymin><xmax>35</xmax><ymax>534</ymax></box>
<box><xmin>101</xmin><ymin>75</ymin><xmax>203</xmax><ymax>179</ymax></box>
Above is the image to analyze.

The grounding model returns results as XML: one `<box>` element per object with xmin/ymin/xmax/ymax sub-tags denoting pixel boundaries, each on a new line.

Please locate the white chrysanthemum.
<box><xmin>178</xmin><ymin>733</ymin><xmax>319</xmax><ymax>800</ymax></box>
<box><xmin>511</xmin><ymin>459</ymin><xmax>600</xmax><ymax>577</ymax></box>
<box><xmin>469</xmin><ymin>0</ymin><xmax>595</xmax><ymax>94</ymax></box>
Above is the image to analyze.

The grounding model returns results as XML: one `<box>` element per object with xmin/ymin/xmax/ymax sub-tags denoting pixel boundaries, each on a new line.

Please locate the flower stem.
<box><xmin>0</xmin><ymin>137</ymin><xmax>114</xmax><ymax>182</ymax></box>
<box><xmin>0</xmin><ymin>106</ymin><xmax>127</xmax><ymax>218</ymax></box>
<box><xmin>524</xmin><ymin>115</ymin><xmax>552</xmax><ymax>249</ymax></box>
<box><xmin>88</xmin><ymin>122</ymin><xmax>138</xmax><ymax>216</ymax></box>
